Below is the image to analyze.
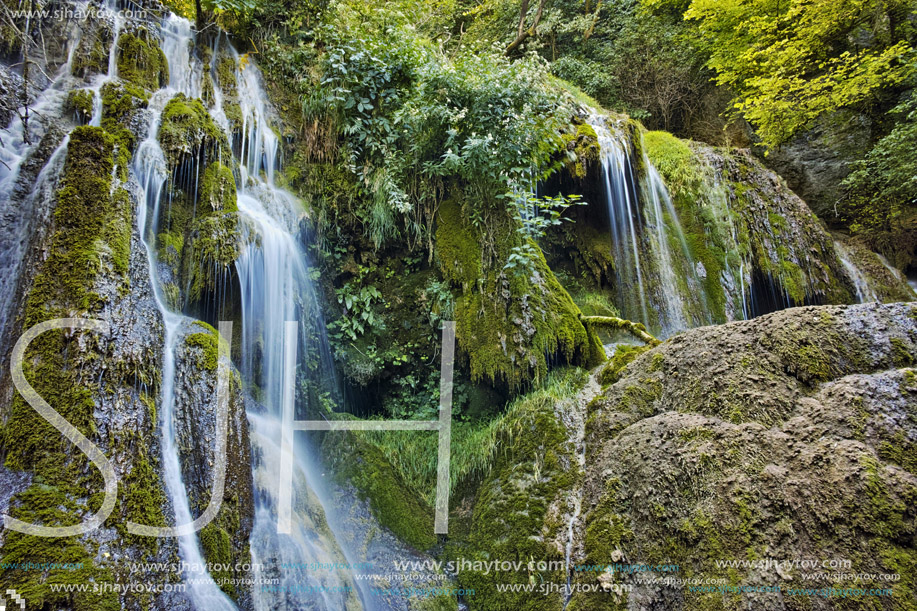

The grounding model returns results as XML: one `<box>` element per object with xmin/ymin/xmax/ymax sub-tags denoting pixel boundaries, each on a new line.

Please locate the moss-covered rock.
<box><xmin>65</xmin><ymin>89</ymin><xmax>94</xmax><ymax>124</ymax></box>
<box><xmin>436</xmin><ymin>197</ymin><xmax>603</xmax><ymax>389</ymax></box>
<box><xmin>199</xmin><ymin>162</ymin><xmax>238</xmax><ymax>213</ymax></box>
<box><xmin>158</xmin><ymin>93</ymin><xmax>230</xmax><ymax>167</ymax></box>
<box><xmin>70</xmin><ymin>25</ymin><xmax>112</xmax><ymax>79</ymax></box>
<box><xmin>561</xmin><ymin>118</ymin><xmax>600</xmax><ymax>179</ymax></box>
<box><xmin>573</xmin><ymin>302</ymin><xmax>917</xmax><ymax>610</ymax></box>
<box><xmin>182</xmin><ymin>213</ymin><xmax>240</xmax><ymax>305</ymax></box>
<box><xmin>116</xmin><ymin>31</ymin><xmax>168</xmax><ymax>92</ymax></box>
<box><xmin>322</xmin><ymin>430</ymin><xmax>438</xmax><ymax>550</ymax></box>
<box><xmin>0</xmin><ymin>126</ymin><xmax>146</xmax><ymax>610</ymax></box>
<box><xmin>448</xmin><ymin>369</ymin><xmax>589</xmax><ymax>610</ymax></box>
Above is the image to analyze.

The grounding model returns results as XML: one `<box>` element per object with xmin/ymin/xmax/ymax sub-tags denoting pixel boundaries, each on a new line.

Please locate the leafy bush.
<box><xmin>318</xmin><ymin>22</ymin><xmax>570</xmax><ymax>247</ymax></box>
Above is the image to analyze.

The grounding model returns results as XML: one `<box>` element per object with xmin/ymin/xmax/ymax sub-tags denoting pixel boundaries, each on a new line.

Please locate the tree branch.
<box><xmin>579</xmin><ymin>315</ymin><xmax>661</xmax><ymax>346</ymax></box>
<box><xmin>505</xmin><ymin>0</ymin><xmax>546</xmax><ymax>54</ymax></box>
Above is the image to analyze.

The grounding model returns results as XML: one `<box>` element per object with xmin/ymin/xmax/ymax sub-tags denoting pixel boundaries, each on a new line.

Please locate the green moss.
<box><xmin>437</xmin><ymin>197</ymin><xmax>601</xmax><ymax>387</ymax></box>
<box><xmin>452</xmin><ymin>370</ymin><xmax>586</xmax><ymax>610</ymax></box>
<box><xmin>561</xmin><ymin>119</ymin><xmax>600</xmax><ymax>179</ymax></box>
<box><xmin>435</xmin><ymin>198</ymin><xmax>482</xmax><ymax>288</ymax></box>
<box><xmin>186</xmin><ymin>331</ymin><xmax>219</xmax><ymax>372</ymax></box>
<box><xmin>216</xmin><ymin>56</ymin><xmax>238</xmax><ymax>97</ymax></box>
<box><xmin>71</xmin><ymin>31</ymin><xmax>109</xmax><ymax>79</ymax></box>
<box><xmin>890</xmin><ymin>337</ymin><xmax>915</xmax><ymax>367</ymax></box>
<box><xmin>878</xmin><ymin>431</ymin><xmax>917</xmax><ymax>477</ymax></box>
<box><xmin>0</xmin><ymin>487</ymin><xmax>119</xmax><ymax>610</ymax></box>
<box><xmin>18</xmin><ymin>126</ymin><xmax>119</xmax><ymax>330</ymax></box>
<box><xmin>65</xmin><ymin>89</ymin><xmax>94</xmax><ymax>124</ymax></box>
<box><xmin>643</xmin><ymin>130</ymin><xmax>701</xmax><ymax>196</ymax></box>
<box><xmin>116</xmin><ymin>32</ymin><xmax>168</xmax><ymax>91</ymax></box>
<box><xmin>182</xmin><ymin>213</ymin><xmax>240</xmax><ymax>305</ymax></box>
<box><xmin>599</xmin><ymin>344</ymin><xmax>651</xmax><ymax>386</ymax></box>
<box><xmin>100</xmin><ymin>81</ymin><xmax>149</xmax><ymax>171</ymax></box>
<box><xmin>120</xmin><ymin>445</ymin><xmax>167</xmax><ymax>550</ymax></box>
<box><xmin>0</xmin><ymin>126</ymin><xmax>139</xmax><ymax>609</ymax></box>
<box><xmin>323</xmin><ymin>430</ymin><xmax>437</xmax><ymax>550</ymax></box>
<box><xmin>159</xmin><ymin>93</ymin><xmax>230</xmax><ymax>167</ymax></box>
<box><xmin>200</xmin><ymin>523</ymin><xmax>235</xmax><ymax>597</ymax></box>
<box><xmin>199</xmin><ymin>163</ymin><xmax>238</xmax><ymax>213</ymax></box>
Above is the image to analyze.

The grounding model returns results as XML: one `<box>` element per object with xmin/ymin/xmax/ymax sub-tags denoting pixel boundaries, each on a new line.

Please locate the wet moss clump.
<box><xmin>436</xmin><ymin>197</ymin><xmax>603</xmax><ymax>389</ymax></box>
<box><xmin>182</xmin><ymin>213</ymin><xmax>240</xmax><ymax>305</ymax></box>
<box><xmin>561</xmin><ymin>119</ymin><xmax>600</xmax><ymax>179</ymax></box>
<box><xmin>199</xmin><ymin>162</ymin><xmax>238</xmax><ymax>213</ymax></box>
<box><xmin>159</xmin><ymin>93</ymin><xmax>230</xmax><ymax>167</ymax></box>
<box><xmin>65</xmin><ymin>89</ymin><xmax>95</xmax><ymax>124</ymax></box>
<box><xmin>116</xmin><ymin>31</ymin><xmax>169</xmax><ymax>91</ymax></box>
<box><xmin>71</xmin><ymin>26</ymin><xmax>111</xmax><ymax>79</ymax></box>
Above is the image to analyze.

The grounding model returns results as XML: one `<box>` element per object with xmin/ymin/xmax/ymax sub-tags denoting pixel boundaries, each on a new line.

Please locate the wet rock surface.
<box><xmin>574</xmin><ymin>303</ymin><xmax>917</xmax><ymax>610</ymax></box>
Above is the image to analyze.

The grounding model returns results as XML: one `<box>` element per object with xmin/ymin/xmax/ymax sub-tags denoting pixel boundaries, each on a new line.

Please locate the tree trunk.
<box><xmin>505</xmin><ymin>0</ymin><xmax>546</xmax><ymax>54</ymax></box>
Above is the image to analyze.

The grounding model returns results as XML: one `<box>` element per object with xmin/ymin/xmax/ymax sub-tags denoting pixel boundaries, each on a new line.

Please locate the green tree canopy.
<box><xmin>649</xmin><ymin>0</ymin><xmax>917</xmax><ymax>148</ymax></box>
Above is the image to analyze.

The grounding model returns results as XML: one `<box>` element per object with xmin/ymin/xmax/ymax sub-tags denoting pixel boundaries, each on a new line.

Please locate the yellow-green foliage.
<box><xmin>116</xmin><ymin>32</ymin><xmax>168</xmax><ymax>92</ymax></box>
<box><xmin>674</xmin><ymin>0</ymin><xmax>916</xmax><ymax>149</ymax></box>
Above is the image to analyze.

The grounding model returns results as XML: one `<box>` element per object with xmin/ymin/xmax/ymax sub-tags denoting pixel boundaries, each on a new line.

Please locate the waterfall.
<box><xmin>588</xmin><ymin>116</ymin><xmax>711</xmax><ymax>336</ymax></box>
<box><xmin>131</xmin><ymin>16</ymin><xmax>237</xmax><ymax>610</ymax></box>
<box><xmin>834</xmin><ymin>241</ymin><xmax>878</xmax><ymax>303</ymax></box>
<box><xmin>117</xmin><ymin>11</ymin><xmax>372</xmax><ymax>608</ymax></box>
<box><xmin>224</xmin><ymin>43</ymin><xmax>373</xmax><ymax>611</ymax></box>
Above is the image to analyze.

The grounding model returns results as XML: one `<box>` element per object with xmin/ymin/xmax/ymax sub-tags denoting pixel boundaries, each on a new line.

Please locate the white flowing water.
<box><xmin>0</xmin><ymin>13</ymin><xmax>82</xmax><ymax>352</ymax></box>
<box><xmin>131</xmin><ymin>16</ymin><xmax>237</xmax><ymax>610</ymax></box>
<box><xmin>590</xmin><ymin>117</ymin><xmax>649</xmax><ymax>327</ymax></box>
<box><xmin>834</xmin><ymin>241</ymin><xmax>878</xmax><ymax>303</ymax></box>
<box><xmin>88</xmin><ymin>0</ymin><xmax>123</xmax><ymax>126</ymax></box>
<box><xmin>226</xmin><ymin>43</ymin><xmax>374</xmax><ymax>611</ymax></box>
<box><xmin>123</xmin><ymin>13</ymin><xmax>370</xmax><ymax>608</ymax></box>
<box><xmin>588</xmin><ymin>116</ymin><xmax>709</xmax><ymax>335</ymax></box>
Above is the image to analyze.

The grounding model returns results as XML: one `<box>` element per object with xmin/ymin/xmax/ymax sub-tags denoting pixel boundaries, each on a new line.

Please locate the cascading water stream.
<box><xmin>224</xmin><ymin>43</ymin><xmax>376</xmax><ymax>611</ymax></box>
<box><xmin>131</xmin><ymin>15</ymin><xmax>236</xmax><ymax>611</ymax></box>
<box><xmin>590</xmin><ymin>117</ymin><xmax>649</xmax><ymax>327</ymax></box>
<box><xmin>0</xmin><ymin>12</ymin><xmax>84</xmax><ymax>353</ymax></box>
<box><xmin>588</xmin><ymin>116</ymin><xmax>709</xmax><ymax>336</ymax></box>
<box><xmin>834</xmin><ymin>241</ymin><xmax>878</xmax><ymax>303</ymax></box>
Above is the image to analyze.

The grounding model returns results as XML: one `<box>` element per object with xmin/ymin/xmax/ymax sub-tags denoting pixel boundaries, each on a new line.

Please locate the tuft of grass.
<box><xmin>358</xmin><ymin>369</ymin><xmax>587</xmax><ymax>506</ymax></box>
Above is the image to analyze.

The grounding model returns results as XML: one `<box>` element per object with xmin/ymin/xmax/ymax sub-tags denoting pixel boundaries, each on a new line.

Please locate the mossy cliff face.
<box><xmin>437</xmin><ymin>197</ymin><xmax>603</xmax><ymax>389</ymax></box>
<box><xmin>573</xmin><ymin>302</ymin><xmax>917</xmax><ymax>610</ymax></box>
<box><xmin>156</xmin><ymin>94</ymin><xmax>239</xmax><ymax>311</ymax></box>
<box><xmin>0</xmin><ymin>126</ymin><xmax>177</xmax><ymax>609</ymax></box>
<box><xmin>446</xmin><ymin>369</ymin><xmax>590</xmax><ymax>610</ymax></box>
<box><xmin>176</xmin><ymin>322</ymin><xmax>254</xmax><ymax>605</ymax></box>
